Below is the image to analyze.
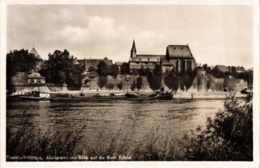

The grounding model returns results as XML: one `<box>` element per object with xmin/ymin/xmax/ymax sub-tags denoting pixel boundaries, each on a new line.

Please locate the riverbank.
<box><xmin>50</xmin><ymin>90</ymin><xmax>247</xmax><ymax>100</ymax></box>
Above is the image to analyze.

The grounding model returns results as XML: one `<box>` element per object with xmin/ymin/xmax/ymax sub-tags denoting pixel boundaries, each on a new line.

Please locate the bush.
<box><xmin>182</xmin><ymin>96</ymin><xmax>253</xmax><ymax>160</ymax></box>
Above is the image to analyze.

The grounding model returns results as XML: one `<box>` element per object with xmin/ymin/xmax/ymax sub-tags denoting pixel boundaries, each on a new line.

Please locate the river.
<box><xmin>7</xmin><ymin>99</ymin><xmax>225</xmax><ymax>156</ymax></box>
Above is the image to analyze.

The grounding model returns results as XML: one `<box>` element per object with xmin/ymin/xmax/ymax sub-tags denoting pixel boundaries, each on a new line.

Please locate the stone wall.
<box><xmin>10</xmin><ymin>70</ymin><xmax>248</xmax><ymax>93</ymax></box>
<box><xmin>188</xmin><ymin>70</ymin><xmax>248</xmax><ymax>92</ymax></box>
<box><xmin>81</xmin><ymin>74</ymin><xmax>153</xmax><ymax>92</ymax></box>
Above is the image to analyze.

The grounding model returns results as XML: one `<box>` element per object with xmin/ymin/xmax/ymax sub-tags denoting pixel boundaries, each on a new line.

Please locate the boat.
<box><xmin>19</xmin><ymin>95</ymin><xmax>49</xmax><ymax>101</ymax></box>
<box><xmin>125</xmin><ymin>92</ymin><xmax>139</xmax><ymax>98</ymax></box>
<box><xmin>19</xmin><ymin>86</ymin><xmax>50</xmax><ymax>101</ymax></box>
<box><xmin>150</xmin><ymin>91</ymin><xmax>174</xmax><ymax>100</ymax></box>
<box><xmin>124</xmin><ymin>90</ymin><xmax>175</xmax><ymax>100</ymax></box>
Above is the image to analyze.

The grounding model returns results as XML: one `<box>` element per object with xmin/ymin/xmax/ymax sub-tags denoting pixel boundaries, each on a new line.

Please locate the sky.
<box><xmin>7</xmin><ymin>4</ymin><xmax>253</xmax><ymax>68</ymax></box>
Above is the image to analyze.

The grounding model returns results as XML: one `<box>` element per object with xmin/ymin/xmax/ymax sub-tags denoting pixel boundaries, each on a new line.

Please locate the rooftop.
<box><xmin>166</xmin><ymin>45</ymin><xmax>193</xmax><ymax>59</ymax></box>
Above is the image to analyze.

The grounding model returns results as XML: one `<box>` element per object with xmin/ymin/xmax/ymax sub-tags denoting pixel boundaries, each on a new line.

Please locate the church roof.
<box><xmin>166</xmin><ymin>45</ymin><xmax>193</xmax><ymax>59</ymax></box>
<box><xmin>30</xmin><ymin>47</ymin><xmax>39</xmax><ymax>57</ymax></box>
<box><xmin>131</xmin><ymin>54</ymin><xmax>162</xmax><ymax>62</ymax></box>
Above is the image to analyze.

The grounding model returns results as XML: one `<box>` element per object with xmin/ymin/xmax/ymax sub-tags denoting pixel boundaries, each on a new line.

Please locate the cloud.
<box><xmin>46</xmin><ymin>16</ymin><xmax>129</xmax><ymax>59</ymax></box>
<box><xmin>7</xmin><ymin>5</ymin><xmax>253</xmax><ymax>68</ymax></box>
<box><xmin>43</xmin><ymin>14</ymin><xmax>168</xmax><ymax>61</ymax></box>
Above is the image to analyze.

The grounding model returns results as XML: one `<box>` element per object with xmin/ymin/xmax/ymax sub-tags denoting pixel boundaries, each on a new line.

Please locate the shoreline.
<box><xmin>49</xmin><ymin>90</ymin><xmax>247</xmax><ymax>100</ymax></box>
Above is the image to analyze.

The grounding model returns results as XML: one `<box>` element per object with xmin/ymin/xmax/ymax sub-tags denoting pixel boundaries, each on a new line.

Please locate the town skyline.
<box><xmin>7</xmin><ymin>5</ymin><xmax>253</xmax><ymax>68</ymax></box>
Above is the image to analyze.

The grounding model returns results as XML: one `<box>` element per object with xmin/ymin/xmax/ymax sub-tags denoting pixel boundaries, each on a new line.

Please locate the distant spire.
<box><xmin>130</xmin><ymin>40</ymin><xmax>137</xmax><ymax>59</ymax></box>
<box><xmin>131</xmin><ymin>40</ymin><xmax>136</xmax><ymax>53</ymax></box>
<box><xmin>30</xmin><ymin>41</ymin><xmax>39</xmax><ymax>57</ymax></box>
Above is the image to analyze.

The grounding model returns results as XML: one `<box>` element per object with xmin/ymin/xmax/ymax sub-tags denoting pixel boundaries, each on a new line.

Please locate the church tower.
<box><xmin>130</xmin><ymin>40</ymin><xmax>137</xmax><ymax>59</ymax></box>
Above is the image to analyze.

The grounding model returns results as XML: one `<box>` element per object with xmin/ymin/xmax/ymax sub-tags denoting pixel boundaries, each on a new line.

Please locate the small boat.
<box><xmin>150</xmin><ymin>91</ymin><xmax>174</xmax><ymax>100</ymax></box>
<box><xmin>19</xmin><ymin>86</ymin><xmax>50</xmax><ymax>101</ymax></box>
<box><xmin>125</xmin><ymin>92</ymin><xmax>139</xmax><ymax>98</ymax></box>
<box><xmin>19</xmin><ymin>95</ymin><xmax>50</xmax><ymax>101</ymax></box>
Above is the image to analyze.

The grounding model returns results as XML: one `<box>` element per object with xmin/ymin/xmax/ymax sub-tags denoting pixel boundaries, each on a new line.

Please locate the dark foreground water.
<box><xmin>7</xmin><ymin>99</ymin><xmax>224</xmax><ymax>156</ymax></box>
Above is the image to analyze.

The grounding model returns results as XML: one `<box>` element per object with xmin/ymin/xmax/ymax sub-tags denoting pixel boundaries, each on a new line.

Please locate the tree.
<box><xmin>153</xmin><ymin>64</ymin><xmax>162</xmax><ymax>76</ymax></box>
<box><xmin>40</xmin><ymin>49</ymin><xmax>84</xmax><ymax>86</ymax></box>
<box><xmin>105</xmin><ymin>83</ymin><xmax>114</xmax><ymax>90</ymax></box>
<box><xmin>110</xmin><ymin>64</ymin><xmax>119</xmax><ymax>78</ymax></box>
<box><xmin>97</xmin><ymin>61</ymin><xmax>108</xmax><ymax>76</ymax></box>
<box><xmin>147</xmin><ymin>71</ymin><xmax>162</xmax><ymax>91</ymax></box>
<box><xmin>164</xmin><ymin>70</ymin><xmax>179</xmax><ymax>91</ymax></box>
<box><xmin>163</xmin><ymin>67</ymin><xmax>195</xmax><ymax>91</ymax></box>
<box><xmin>131</xmin><ymin>80</ymin><xmax>136</xmax><ymax>91</ymax></box>
<box><xmin>97</xmin><ymin>76</ymin><xmax>107</xmax><ymax>88</ymax></box>
<box><xmin>136</xmin><ymin>76</ymin><xmax>143</xmax><ymax>90</ymax></box>
<box><xmin>6</xmin><ymin>49</ymin><xmax>42</xmax><ymax>92</ymax></box>
<box><xmin>88</xmin><ymin>66</ymin><xmax>96</xmax><ymax>72</ymax></box>
<box><xmin>131</xmin><ymin>69</ymin><xmax>138</xmax><ymax>75</ymax></box>
<box><xmin>120</xmin><ymin>63</ymin><xmax>130</xmax><ymax>75</ymax></box>
<box><xmin>117</xmin><ymin>82</ymin><xmax>123</xmax><ymax>90</ymax></box>
<box><xmin>6</xmin><ymin>49</ymin><xmax>42</xmax><ymax>75</ymax></box>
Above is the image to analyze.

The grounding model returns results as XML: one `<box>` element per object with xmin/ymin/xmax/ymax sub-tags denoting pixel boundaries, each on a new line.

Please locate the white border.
<box><xmin>0</xmin><ymin>0</ymin><xmax>259</xmax><ymax>168</ymax></box>
<box><xmin>2</xmin><ymin>0</ymin><xmax>257</xmax><ymax>5</ymax></box>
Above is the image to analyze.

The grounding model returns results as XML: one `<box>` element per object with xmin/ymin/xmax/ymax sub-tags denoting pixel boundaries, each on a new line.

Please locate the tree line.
<box><xmin>7</xmin><ymin>49</ymin><xmax>251</xmax><ymax>92</ymax></box>
<box><xmin>203</xmin><ymin>64</ymin><xmax>253</xmax><ymax>85</ymax></box>
<box><xmin>6</xmin><ymin>49</ymin><xmax>195</xmax><ymax>92</ymax></box>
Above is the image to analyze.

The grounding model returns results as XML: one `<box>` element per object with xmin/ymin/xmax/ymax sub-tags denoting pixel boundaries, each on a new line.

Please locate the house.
<box><xmin>115</xmin><ymin>62</ymin><xmax>124</xmax><ymax>71</ymax></box>
<box><xmin>129</xmin><ymin>40</ymin><xmax>196</xmax><ymax>74</ymax></box>
<box><xmin>236</xmin><ymin>67</ymin><xmax>245</xmax><ymax>73</ymax></box>
<box><xmin>27</xmin><ymin>72</ymin><xmax>45</xmax><ymax>85</ymax></box>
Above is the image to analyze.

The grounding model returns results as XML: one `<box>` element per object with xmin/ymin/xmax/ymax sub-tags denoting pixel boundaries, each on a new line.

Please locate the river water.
<box><xmin>7</xmin><ymin>99</ymin><xmax>225</xmax><ymax>155</ymax></box>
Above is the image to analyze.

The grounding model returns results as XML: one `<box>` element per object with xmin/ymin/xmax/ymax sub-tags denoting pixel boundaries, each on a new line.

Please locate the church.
<box><xmin>129</xmin><ymin>40</ymin><xmax>196</xmax><ymax>74</ymax></box>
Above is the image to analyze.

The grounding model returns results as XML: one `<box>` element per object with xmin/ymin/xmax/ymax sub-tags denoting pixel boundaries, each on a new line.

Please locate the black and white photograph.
<box><xmin>1</xmin><ymin>0</ymin><xmax>259</xmax><ymax>167</ymax></box>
